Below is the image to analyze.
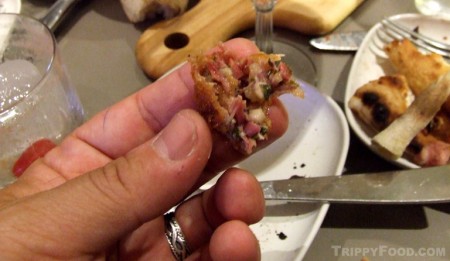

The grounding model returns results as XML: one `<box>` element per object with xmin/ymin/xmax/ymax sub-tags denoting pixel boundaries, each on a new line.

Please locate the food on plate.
<box><xmin>350</xmin><ymin>38</ymin><xmax>450</xmax><ymax>166</ymax></box>
<box><xmin>190</xmin><ymin>44</ymin><xmax>303</xmax><ymax>154</ymax></box>
<box><xmin>348</xmin><ymin>74</ymin><xmax>410</xmax><ymax>131</ymax></box>
<box><xmin>385</xmin><ymin>39</ymin><xmax>450</xmax><ymax>96</ymax></box>
<box><xmin>410</xmin><ymin>132</ymin><xmax>450</xmax><ymax>166</ymax></box>
<box><xmin>386</xmin><ymin>39</ymin><xmax>450</xmax><ymax>116</ymax></box>
<box><xmin>373</xmin><ymin>71</ymin><xmax>450</xmax><ymax>160</ymax></box>
<box><xmin>120</xmin><ymin>0</ymin><xmax>188</xmax><ymax>23</ymax></box>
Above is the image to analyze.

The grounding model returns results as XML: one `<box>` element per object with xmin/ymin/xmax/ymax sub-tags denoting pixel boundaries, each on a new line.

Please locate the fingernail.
<box><xmin>152</xmin><ymin>113</ymin><xmax>197</xmax><ymax>161</ymax></box>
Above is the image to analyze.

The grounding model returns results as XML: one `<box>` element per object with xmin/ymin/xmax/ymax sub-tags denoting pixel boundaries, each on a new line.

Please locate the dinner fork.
<box><xmin>377</xmin><ymin>18</ymin><xmax>450</xmax><ymax>59</ymax></box>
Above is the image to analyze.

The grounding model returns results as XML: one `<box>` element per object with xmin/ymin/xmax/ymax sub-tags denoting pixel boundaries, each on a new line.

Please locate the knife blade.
<box><xmin>260</xmin><ymin>165</ymin><xmax>450</xmax><ymax>204</ymax></box>
<box><xmin>309</xmin><ymin>31</ymin><xmax>367</xmax><ymax>51</ymax></box>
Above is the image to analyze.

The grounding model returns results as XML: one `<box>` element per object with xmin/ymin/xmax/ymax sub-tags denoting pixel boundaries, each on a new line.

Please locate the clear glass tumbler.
<box><xmin>0</xmin><ymin>14</ymin><xmax>84</xmax><ymax>185</ymax></box>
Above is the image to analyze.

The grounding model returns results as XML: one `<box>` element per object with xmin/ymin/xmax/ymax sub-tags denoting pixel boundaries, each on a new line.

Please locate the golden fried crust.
<box><xmin>385</xmin><ymin>39</ymin><xmax>450</xmax><ymax>96</ymax></box>
<box><xmin>408</xmin><ymin>132</ymin><xmax>442</xmax><ymax>157</ymax></box>
<box><xmin>421</xmin><ymin>111</ymin><xmax>450</xmax><ymax>143</ymax></box>
<box><xmin>191</xmin><ymin>58</ymin><xmax>229</xmax><ymax>133</ymax></box>
<box><xmin>349</xmin><ymin>74</ymin><xmax>410</xmax><ymax>131</ymax></box>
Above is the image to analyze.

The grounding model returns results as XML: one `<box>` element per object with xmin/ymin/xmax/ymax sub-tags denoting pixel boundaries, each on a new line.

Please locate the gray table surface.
<box><xmin>22</xmin><ymin>0</ymin><xmax>450</xmax><ymax>260</ymax></box>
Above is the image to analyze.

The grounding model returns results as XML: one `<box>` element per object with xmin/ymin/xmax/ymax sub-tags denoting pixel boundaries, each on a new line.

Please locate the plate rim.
<box><xmin>294</xmin><ymin>93</ymin><xmax>349</xmax><ymax>261</ymax></box>
<box><xmin>250</xmin><ymin>80</ymin><xmax>349</xmax><ymax>261</ymax></box>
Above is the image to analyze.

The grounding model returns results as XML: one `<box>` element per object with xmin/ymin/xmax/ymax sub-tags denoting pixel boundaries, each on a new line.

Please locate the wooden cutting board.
<box><xmin>136</xmin><ymin>0</ymin><xmax>365</xmax><ymax>79</ymax></box>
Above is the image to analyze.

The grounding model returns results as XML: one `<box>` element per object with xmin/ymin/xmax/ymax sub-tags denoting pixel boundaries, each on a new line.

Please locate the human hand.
<box><xmin>0</xmin><ymin>38</ymin><xmax>289</xmax><ymax>260</ymax></box>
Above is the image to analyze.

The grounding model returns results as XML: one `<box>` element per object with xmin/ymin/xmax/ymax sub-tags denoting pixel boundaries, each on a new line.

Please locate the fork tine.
<box><xmin>381</xmin><ymin>20</ymin><xmax>450</xmax><ymax>59</ymax></box>
<box><xmin>384</xmin><ymin>18</ymin><xmax>450</xmax><ymax>52</ymax></box>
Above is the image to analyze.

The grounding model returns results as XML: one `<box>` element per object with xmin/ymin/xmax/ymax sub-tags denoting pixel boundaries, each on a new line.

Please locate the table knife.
<box><xmin>309</xmin><ymin>31</ymin><xmax>367</xmax><ymax>51</ymax></box>
<box><xmin>261</xmin><ymin>165</ymin><xmax>450</xmax><ymax>204</ymax></box>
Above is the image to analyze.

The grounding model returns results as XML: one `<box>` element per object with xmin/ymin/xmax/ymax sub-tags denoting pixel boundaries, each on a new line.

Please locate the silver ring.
<box><xmin>164</xmin><ymin>211</ymin><xmax>191</xmax><ymax>261</ymax></box>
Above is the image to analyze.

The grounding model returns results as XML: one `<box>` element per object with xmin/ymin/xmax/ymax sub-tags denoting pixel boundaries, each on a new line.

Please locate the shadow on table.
<box><xmin>321</xmin><ymin>204</ymin><xmax>428</xmax><ymax>229</ymax></box>
<box><xmin>428</xmin><ymin>203</ymin><xmax>450</xmax><ymax>215</ymax></box>
<box><xmin>323</xmin><ymin>202</ymin><xmax>450</xmax><ymax>229</ymax></box>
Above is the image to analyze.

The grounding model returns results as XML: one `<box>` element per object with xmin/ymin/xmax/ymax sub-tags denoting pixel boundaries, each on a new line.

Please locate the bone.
<box><xmin>372</xmin><ymin>71</ymin><xmax>450</xmax><ymax>159</ymax></box>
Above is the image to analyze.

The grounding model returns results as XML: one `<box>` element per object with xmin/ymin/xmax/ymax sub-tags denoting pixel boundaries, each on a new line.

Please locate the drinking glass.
<box><xmin>0</xmin><ymin>14</ymin><xmax>84</xmax><ymax>186</ymax></box>
<box><xmin>252</xmin><ymin>0</ymin><xmax>317</xmax><ymax>85</ymax></box>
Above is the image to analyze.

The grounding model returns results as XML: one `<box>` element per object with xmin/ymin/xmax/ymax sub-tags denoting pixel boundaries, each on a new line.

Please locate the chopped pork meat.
<box><xmin>413</xmin><ymin>140</ymin><xmax>450</xmax><ymax>166</ymax></box>
<box><xmin>190</xmin><ymin>44</ymin><xmax>303</xmax><ymax>154</ymax></box>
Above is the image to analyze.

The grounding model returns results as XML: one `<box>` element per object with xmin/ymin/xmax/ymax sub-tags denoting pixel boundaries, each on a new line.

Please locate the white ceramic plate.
<box><xmin>0</xmin><ymin>0</ymin><xmax>21</xmax><ymax>13</ymax></box>
<box><xmin>207</xmin><ymin>80</ymin><xmax>349</xmax><ymax>261</ymax></box>
<box><xmin>344</xmin><ymin>13</ymin><xmax>450</xmax><ymax>169</ymax></box>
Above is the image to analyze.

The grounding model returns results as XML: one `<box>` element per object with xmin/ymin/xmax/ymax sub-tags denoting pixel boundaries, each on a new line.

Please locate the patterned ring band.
<box><xmin>164</xmin><ymin>211</ymin><xmax>191</xmax><ymax>261</ymax></box>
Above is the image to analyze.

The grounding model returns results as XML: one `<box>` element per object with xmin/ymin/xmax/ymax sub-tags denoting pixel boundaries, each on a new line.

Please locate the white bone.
<box><xmin>372</xmin><ymin>71</ymin><xmax>450</xmax><ymax>159</ymax></box>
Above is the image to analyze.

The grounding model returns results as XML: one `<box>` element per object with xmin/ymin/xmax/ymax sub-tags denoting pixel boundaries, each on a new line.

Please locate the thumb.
<box><xmin>4</xmin><ymin>110</ymin><xmax>212</xmax><ymax>255</ymax></box>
